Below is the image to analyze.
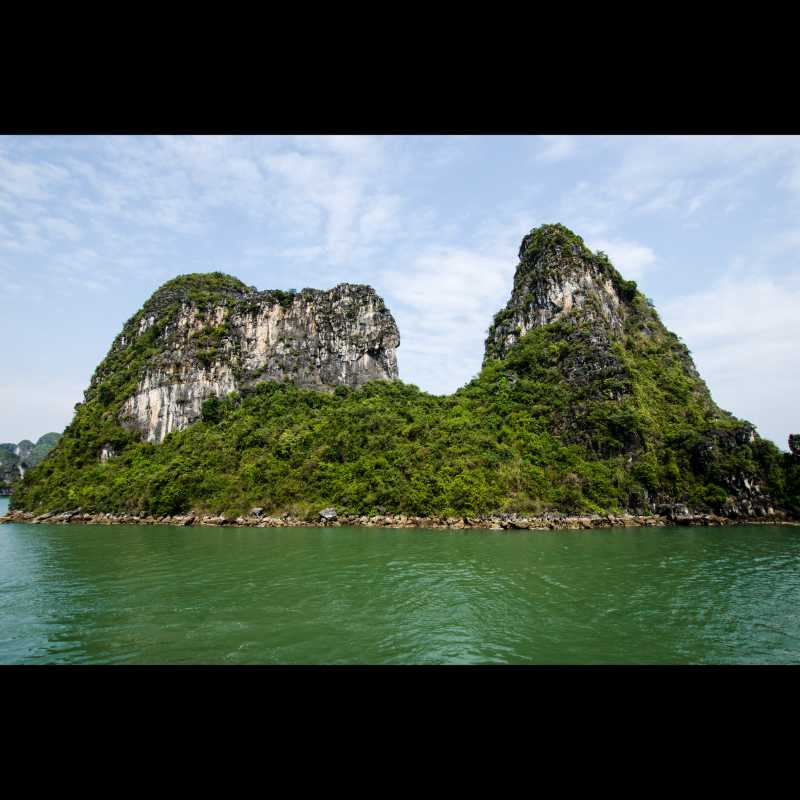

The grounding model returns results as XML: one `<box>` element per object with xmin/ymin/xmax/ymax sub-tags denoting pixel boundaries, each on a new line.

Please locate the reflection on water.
<box><xmin>1</xmin><ymin>507</ymin><xmax>798</xmax><ymax>664</ymax></box>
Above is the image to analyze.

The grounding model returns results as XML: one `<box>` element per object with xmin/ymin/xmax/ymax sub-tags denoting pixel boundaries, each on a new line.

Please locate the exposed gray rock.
<box><xmin>110</xmin><ymin>281</ymin><xmax>400</xmax><ymax>443</ymax></box>
<box><xmin>4</xmin><ymin>507</ymin><xmax>789</xmax><ymax>529</ymax></box>
<box><xmin>484</xmin><ymin>226</ymin><xmax>627</xmax><ymax>364</ymax></box>
<box><xmin>656</xmin><ymin>503</ymin><xmax>691</xmax><ymax>520</ymax></box>
<box><xmin>319</xmin><ymin>507</ymin><xmax>338</xmax><ymax>522</ymax></box>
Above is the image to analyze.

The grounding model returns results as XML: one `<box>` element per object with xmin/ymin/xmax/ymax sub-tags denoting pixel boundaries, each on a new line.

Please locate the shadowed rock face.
<box><xmin>94</xmin><ymin>277</ymin><xmax>400</xmax><ymax>444</ymax></box>
<box><xmin>479</xmin><ymin>224</ymin><xmax>783</xmax><ymax>518</ymax></box>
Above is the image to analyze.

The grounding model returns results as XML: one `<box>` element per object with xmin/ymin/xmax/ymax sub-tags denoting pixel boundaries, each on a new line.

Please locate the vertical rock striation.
<box><xmin>88</xmin><ymin>274</ymin><xmax>400</xmax><ymax>443</ymax></box>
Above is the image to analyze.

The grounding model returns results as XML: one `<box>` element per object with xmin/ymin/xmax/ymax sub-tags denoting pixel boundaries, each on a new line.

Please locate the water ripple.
<box><xmin>1</xmin><ymin>510</ymin><xmax>799</xmax><ymax>664</ymax></box>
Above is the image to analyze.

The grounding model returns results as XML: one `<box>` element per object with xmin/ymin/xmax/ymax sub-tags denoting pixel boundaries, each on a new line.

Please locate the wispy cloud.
<box><xmin>0</xmin><ymin>153</ymin><xmax>69</xmax><ymax>202</ymax></box>
<box><xmin>0</xmin><ymin>135</ymin><xmax>413</xmax><ymax>292</ymax></box>
<box><xmin>661</xmin><ymin>274</ymin><xmax>800</xmax><ymax>448</ymax></box>
<box><xmin>40</xmin><ymin>216</ymin><xmax>83</xmax><ymax>241</ymax></box>
<box><xmin>262</xmin><ymin>143</ymin><xmax>405</xmax><ymax>265</ymax></box>
<box><xmin>1</xmin><ymin>134</ymin><xmax>799</xmax><ymax>448</ymax></box>
<box><xmin>588</xmin><ymin>237</ymin><xmax>657</xmax><ymax>280</ymax></box>
<box><xmin>383</xmin><ymin>246</ymin><xmax>514</xmax><ymax>393</ymax></box>
<box><xmin>535</xmin><ymin>135</ymin><xmax>578</xmax><ymax>163</ymax></box>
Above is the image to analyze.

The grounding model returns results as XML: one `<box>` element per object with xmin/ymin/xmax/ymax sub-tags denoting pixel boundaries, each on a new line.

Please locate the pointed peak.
<box><xmin>484</xmin><ymin>223</ymin><xmax>645</xmax><ymax>363</ymax></box>
<box><xmin>514</xmin><ymin>222</ymin><xmax>640</xmax><ymax>306</ymax></box>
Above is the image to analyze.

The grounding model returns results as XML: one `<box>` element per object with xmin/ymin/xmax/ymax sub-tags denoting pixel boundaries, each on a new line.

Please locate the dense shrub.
<box><xmin>13</xmin><ymin>312</ymin><xmax>794</xmax><ymax>519</ymax></box>
<box><xmin>11</xmin><ymin>253</ymin><xmax>796</xmax><ymax>520</ymax></box>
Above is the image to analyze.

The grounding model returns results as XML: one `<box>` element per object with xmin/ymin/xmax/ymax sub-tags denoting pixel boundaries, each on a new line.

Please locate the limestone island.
<box><xmin>5</xmin><ymin>224</ymin><xmax>799</xmax><ymax>530</ymax></box>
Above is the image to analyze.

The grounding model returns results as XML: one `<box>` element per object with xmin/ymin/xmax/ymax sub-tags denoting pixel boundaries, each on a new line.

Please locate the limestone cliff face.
<box><xmin>89</xmin><ymin>275</ymin><xmax>400</xmax><ymax>444</ymax></box>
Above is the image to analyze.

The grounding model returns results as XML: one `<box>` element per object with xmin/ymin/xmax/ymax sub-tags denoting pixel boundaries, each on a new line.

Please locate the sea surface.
<box><xmin>1</xmin><ymin>496</ymin><xmax>799</xmax><ymax>664</ymax></box>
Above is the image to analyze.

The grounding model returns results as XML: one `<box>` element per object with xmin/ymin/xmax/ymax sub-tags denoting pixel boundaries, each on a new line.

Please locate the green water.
<box><xmin>1</xmin><ymin>497</ymin><xmax>799</xmax><ymax>664</ymax></box>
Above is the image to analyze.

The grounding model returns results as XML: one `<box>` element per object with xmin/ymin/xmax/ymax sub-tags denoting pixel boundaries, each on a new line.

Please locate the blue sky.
<box><xmin>1</xmin><ymin>134</ymin><xmax>798</xmax><ymax>449</ymax></box>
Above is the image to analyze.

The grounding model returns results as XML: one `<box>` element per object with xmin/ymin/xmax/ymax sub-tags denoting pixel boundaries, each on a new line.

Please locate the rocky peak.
<box><xmin>484</xmin><ymin>224</ymin><xmax>640</xmax><ymax>364</ymax></box>
<box><xmin>88</xmin><ymin>272</ymin><xmax>400</xmax><ymax>444</ymax></box>
<box><xmin>0</xmin><ymin>433</ymin><xmax>61</xmax><ymax>493</ymax></box>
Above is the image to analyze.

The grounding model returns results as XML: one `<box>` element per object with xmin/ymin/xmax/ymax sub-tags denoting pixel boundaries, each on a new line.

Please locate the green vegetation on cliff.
<box><xmin>11</xmin><ymin>226</ymin><xmax>797</xmax><ymax>519</ymax></box>
<box><xmin>13</xmin><ymin>326</ymin><xmax>792</xmax><ymax>518</ymax></box>
<box><xmin>0</xmin><ymin>433</ymin><xmax>62</xmax><ymax>494</ymax></box>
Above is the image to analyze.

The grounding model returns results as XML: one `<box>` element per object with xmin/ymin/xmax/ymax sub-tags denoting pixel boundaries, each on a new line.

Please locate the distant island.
<box><xmin>7</xmin><ymin>224</ymin><xmax>799</xmax><ymax>527</ymax></box>
<box><xmin>0</xmin><ymin>433</ymin><xmax>61</xmax><ymax>496</ymax></box>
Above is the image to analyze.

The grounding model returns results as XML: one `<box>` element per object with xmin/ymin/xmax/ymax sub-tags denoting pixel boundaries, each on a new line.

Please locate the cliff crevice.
<box><xmin>88</xmin><ymin>275</ymin><xmax>399</xmax><ymax>443</ymax></box>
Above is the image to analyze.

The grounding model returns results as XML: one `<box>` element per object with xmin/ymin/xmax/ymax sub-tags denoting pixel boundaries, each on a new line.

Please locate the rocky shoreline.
<box><xmin>0</xmin><ymin>507</ymin><xmax>795</xmax><ymax>530</ymax></box>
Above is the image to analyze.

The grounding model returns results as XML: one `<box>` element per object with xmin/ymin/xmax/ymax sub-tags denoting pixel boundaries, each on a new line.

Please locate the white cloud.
<box><xmin>474</xmin><ymin>209</ymin><xmax>541</xmax><ymax>258</ymax></box>
<box><xmin>767</xmin><ymin>228</ymin><xmax>800</xmax><ymax>256</ymax></box>
<box><xmin>638</xmin><ymin>179</ymin><xmax>685</xmax><ymax>213</ymax></box>
<box><xmin>0</xmin><ymin>135</ymin><xmax>409</xmax><ymax>297</ymax></box>
<box><xmin>779</xmin><ymin>160</ymin><xmax>800</xmax><ymax>195</ymax></box>
<box><xmin>684</xmin><ymin>176</ymin><xmax>741</xmax><ymax>217</ymax></box>
<box><xmin>291</xmin><ymin>134</ymin><xmax>387</xmax><ymax>168</ymax></box>
<box><xmin>588</xmin><ymin>237</ymin><xmax>657</xmax><ymax>280</ymax></box>
<box><xmin>3</xmin><ymin>220</ymin><xmax>48</xmax><ymax>253</ymax></box>
<box><xmin>263</xmin><ymin>143</ymin><xmax>403</xmax><ymax>265</ymax></box>
<box><xmin>1</xmin><ymin>133</ymin><xmax>799</xmax><ymax>450</ymax></box>
<box><xmin>41</xmin><ymin>216</ymin><xmax>82</xmax><ymax>241</ymax></box>
<box><xmin>359</xmin><ymin>194</ymin><xmax>403</xmax><ymax>243</ymax></box>
<box><xmin>660</xmin><ymin>275</ymin><xmax>800</xmax><ymax>448</ymax></box>
<box><xmin>560</xmin><ymin>135</ymin><xmax>800</xmax><ymax>229</ymax></box>
<box><xmin>0</xmin><ymin>155</ymin><xmax>69</xmax><ymax>202</ymax></box>
<box><xmin>383</xmin><ymin>247</ymin><xmax>514</xmax><ymax>393</ymax></box>
<box><xmin>536</xmin><ymin>135</ymin><xmax>577</xmax><ymax>163</ymax></box>
<box><xmin>263</xmin><ymin>245</ymin><xmax>325</xmax><ymax>263</ymax></box>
